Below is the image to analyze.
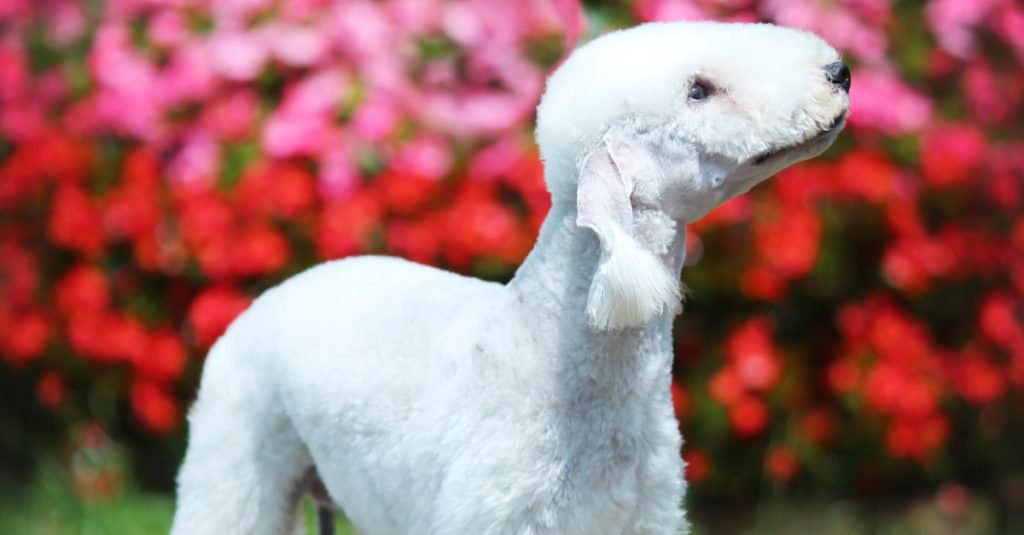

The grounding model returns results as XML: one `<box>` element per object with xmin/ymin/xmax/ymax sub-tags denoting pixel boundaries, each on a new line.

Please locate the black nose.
<box><xmin>824</xmin><ymin>62</ymin><xmax>850</xmax><ymax>92</ymax></box>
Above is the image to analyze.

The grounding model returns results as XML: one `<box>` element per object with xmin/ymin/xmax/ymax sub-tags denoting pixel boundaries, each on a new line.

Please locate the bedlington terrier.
<box><xmin>172</xmin><ymin>21</ymin><xmax>850</xmax><ymax>535</ymax></box>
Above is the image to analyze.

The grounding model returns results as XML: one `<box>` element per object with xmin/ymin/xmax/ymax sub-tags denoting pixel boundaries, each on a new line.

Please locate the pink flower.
<box><xmin>392</xmin><ymin>136</ymin><xmax>452</xmax><ymax>180</ymax></box>
<box><xmin>167</xmin><ymin>133</ymin><xmax>221</xmax><ymax>187</ymax></box>
<box><xmin>262</xmin><ymin>108</ymin><xmax>334</xmax><ymax>157</ymax></box>
<box><xmin>202</xmin><ymin>90</ymin><xmax>260</xmax><ymax>141</ymax></box>
<box><xmin>633</xmin><ymin>0</ymin><xmax>708</xmax><ymax>22</ymax></box>
<box><xmin>351</xmin><ymin>95</ymin><xmax>401</xmax><ymax>143</ymax></box>
<box><xmin>261</xmin><ymin>22</ymin><xmax>328</xmax><ymax>67</ymax></box>
<box><xmin>148</xmin><ymin>9</ymin><xmax>188</xmax><ymax>48</ymax></box>
<box><xmin>849</xmin><ymin>68</ymin><xmax>932</xmax><ymax>134</ymax></box>
<box><xmin>318</xmin><ymin>146</ymin><xmax>361</xmax><ymax>201</ymax></box>
<box><xmin>207</xmin><ymin>29</ymin><xmax>268</xmax><ymax>81</ymax></box>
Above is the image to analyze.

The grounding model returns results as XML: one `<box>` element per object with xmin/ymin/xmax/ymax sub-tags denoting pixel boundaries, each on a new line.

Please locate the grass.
<box><xmin>1</xmin><ymin>465</ymin><xmax>1018</xmax><ymax>534</ymax></box>
<box><xmin>0</xmin><ymin>463</ymin><xmax>356</xmax><ymax>535</ymax></box>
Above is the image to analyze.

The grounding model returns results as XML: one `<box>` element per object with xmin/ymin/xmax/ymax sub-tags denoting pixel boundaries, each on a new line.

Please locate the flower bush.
<box><xmin>1</xmin><ymin>0</ymin><xmax>1022</xmax><ymax>503</ymax></box>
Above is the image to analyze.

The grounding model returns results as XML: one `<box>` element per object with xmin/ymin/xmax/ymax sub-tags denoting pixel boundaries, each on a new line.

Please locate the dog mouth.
<box><xmin>752</xmin><ymin>113</ymin><xmax>846</xmax><ymax>165</ymax></box>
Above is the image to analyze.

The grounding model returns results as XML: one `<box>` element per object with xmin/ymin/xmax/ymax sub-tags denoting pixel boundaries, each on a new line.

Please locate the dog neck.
<box><xmin>508</xmin><ymin>200</ymin><xmax>686</xmax><ymax>378</ymax></box>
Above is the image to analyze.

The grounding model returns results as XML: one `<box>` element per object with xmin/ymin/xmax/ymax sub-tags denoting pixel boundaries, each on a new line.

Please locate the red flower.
<box><xmin>103</xmin><ymin>180</ymin><xmax>161</xmax><ymax>240</ymax></box>
<box><xmin>683</xmin><ymin>449</ymin><xmax>710</xmax><ymax>483</ymax></box>
<box><xmin>729</xmin><ymin>395</ymin><xmax>769</xmax><ymax>437</ymax></box>
<box><xmin>188</xmin><ymin>286</ymin><xmax>252</xmax><ymax>349</ymax></box>
<box><xmin>920</xmin><ymin>124</ymin><xmax>987</xmax><ymax>188</ymax></box>
<box><xmin>317</xmin><ymin>191</ymin><xmax>382</xmax><ymax>260</ymax></box>
<box><xmin>36</xmin><ymin>372</ymin><xmax>66</xmax><ymax>410</ymax></box>
<box><xmin>885</xmin><ymin>414</ymin><xmax>949</xmax><ymax>462</ymax></box>
<box><xmin>978</xmin><ymin>292</ymin><xmax>1024</xmax><ymax>350</ymax></box>
<box><xmin>55</xmin><ymin>264</ymin><xmax>110</xmax><ymax>316</ymax></box>
<box><xmin>740</xmin><ymin>264</ymin><xmax>786</xmax><ymax>302</ymax></box>
<box><xmin>709</xmin><ymin>367</ymin><xmax>744</xmax><ymax>407</ymax></box>
<box><xmin>836</xmin><ymin>149</ymin><xmax>897</xmax><ymax>203</ymax></box>
<box><xmin>800</xmin><ymin>408</ymin><xmax>836</xmax><ymax>445</ymax></box>
<box><xmin>236</xmin><ymin>161</ymin><xmax>317</xmax><ymax>218</ymax></box>
<box><xmin>766</xmin><ymin>447</ymin><xmax>799</xmax><ymax>483</ymax></box>
<box><xmin>387</xmin><ymin>217</ymin><xmax>443</xmax><ymax>265</ymax></box>
<box><xmin>670</xmin><ymin>381</ymin><xmax>689</xmax><ymax>420</ymax></box>
<box><xmin>953</xmin><ymin>349</ymin><xmax>1006</xmax><ymax>406</ymax></box>
<box><xmin>724</xmin><ymin>318</ymin><xmax>781</xmax><ymax>391</ymax></box>
<box><xmin>376</xmin><ymin>169</ymin><xmax>442</xmax><ymax>216</ymax></box>
<box><xmin>136</xmin><ymin>329</ymin><xmax>188</xmax><ymax>383</ymax></box>
<box><xmin>2</xmin><ymin>310</ymin><xmax>52</xmax><ymax>366</ymax></box>
<box><xmin>754</xmin><ymin>207</ymin><xmax>821</xmax><ymax>279</ymax></box>
<box><xmin>48</xmin><ymin>184</ymin><xmax>104</xmax><ymax>256</ymax></box>
<box><xmin>234</xmin><ymin>225</ymin><xmax>291</xmax><ymax>276</ymax></box>
<box><xmin>130</xmin><ymin>381</ymin><xmax>180</xmax><ymax>435</ymax></box>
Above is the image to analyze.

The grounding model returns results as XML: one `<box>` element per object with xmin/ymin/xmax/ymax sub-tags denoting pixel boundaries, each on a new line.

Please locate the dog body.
<box><xmin>173</xmin><ymin>21</ymin><xmax>849</xmax><ymax>535</ymax></box>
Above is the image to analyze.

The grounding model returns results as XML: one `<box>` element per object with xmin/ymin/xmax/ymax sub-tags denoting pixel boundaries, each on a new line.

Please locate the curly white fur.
<box><xmin>172</xmin><ymin>21</ymin><xmax>849</xmax><ymax>535</ymax></box>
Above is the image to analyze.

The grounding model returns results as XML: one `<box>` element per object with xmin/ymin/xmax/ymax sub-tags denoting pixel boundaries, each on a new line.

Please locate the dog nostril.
<box><xmin>824</xmin><ymin>61</ymin><xmax>851</xmax><ymax>93</ymax></box>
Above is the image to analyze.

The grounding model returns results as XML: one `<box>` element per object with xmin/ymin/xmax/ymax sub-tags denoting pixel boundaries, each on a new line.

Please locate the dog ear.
<box><xmin>576</xmin><ymin>133</ymin><xmax>681</xmax><ymax>330</ymax></box>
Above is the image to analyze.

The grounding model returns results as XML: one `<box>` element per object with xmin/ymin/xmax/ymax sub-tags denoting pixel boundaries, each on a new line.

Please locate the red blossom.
<box><xmin>135</xmin><ymin>329</ymin><xmax>188</xmax><ymax>383</ymax></box>
<box><xmin>317</xmin><ymin>191</ymin><xmax>382</xmax><ymax>260</ymax></box>
<box><xmin>2</xmin><ymin>310</ymin><xmax>52</xmax><ymax>366</ymax></box>
<box><xmin>48</xmin><ymin>184</ymin><xmax>104</xmax><ymax>256</ymax></box>
<box><xmin>234</xmin><ymin>224</ymin><xmax>291</xmax><ymax>276</ymax></box>
<box><xmin>36</xmin><ymin>371</ymin><xmax>67</xmax><ymax>409</ymax></box>
<box><xmin>729</xmin><ymin>395</ymin><xmax>769</xmax><ymax>437</ymax></box>
<box><xmin>766</xmin><ymin>447</ymin><xmax>799</xmax><ymax>483</ymax></box>
<box><xmin>920</xmin><ymin>124</ymin><xmax>987</xmax><ymax>187</ymax></box>
<box><xmin>885</xmin><ymin>414</ymin><xmax>949</xmax><ymax>462</ymax></box>
<box><xmin>952</xmin><ymin>348</ymin><xmax>1007</xmax><ymax>406</ymax></box>
<box><xmin>724</xmin><ymin>318</ymin><xmax>781</xmax><ymax>391</ymax></box>
<box><xmin>683</xmin><ymin>449</ymin><xmax>710</xmax><ymax>483</ymax></box>
<box><xmin>55</xmin><ymin>264</ymin><xmax>110</xmax><ymax>316</ymax></box>
<box><xmin>836</xmin><ymin>149</ymin><xmax>897</xmax><ymax>203</ymax></box>
<box><xmin>754</xmin><ymin>206</ymin><xmax>821</xmax><ymax>278</ymax></box>
<box><xmin>670</xmin><ymin>381</ymin><xmax>689</xmax><ymax>420</ymax></box>
<box><xmin>130</xmin><ymin>381</ymin><xmax>180</xmax><ymax>435</ymax></box>
<box><xmin>187</xmin><ymin>286</ymin><xmax>252</xmax><ymax>349</ymax></box>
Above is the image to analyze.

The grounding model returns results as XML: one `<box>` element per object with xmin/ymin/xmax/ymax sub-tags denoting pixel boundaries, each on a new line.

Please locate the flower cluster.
<box><xmin>0</xmin><ymin>0</ymin><xmax>574</xmax><ymax>438</ymax></box>
<box><xmin>1</xmin><ymin>0</ymin><xmax>1022</xmax><ymax>500</ymax></box>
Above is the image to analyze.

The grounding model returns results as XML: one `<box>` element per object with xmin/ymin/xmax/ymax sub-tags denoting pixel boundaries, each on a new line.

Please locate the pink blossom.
<box><xmin>0</xmin><ymin>43</ymin><xmax>29</xmax><ymax>102</ymax></box>
<box><xmin>762</xmin><ymin>0</ymin><xmax>888</xmax><ymax>63</ymax></box>
<box><xmin>925</xmin><ymin>0</ymin><xmax>1000</xmax><ymax>59</ymax></box>
<box><xmin>202</xmin><ymin>90</ymin><xmax>260</xmax><ymax>142</ymax></box>
<box><xmin>261</xmin><ymin>23</ymin><xmax>328</xmax><ymax>67</ymax></box>
<box><xmin>262</xmin><ymin>109</ymin><xmax>333</xmax><ymax>157</ymax></box>
<box><xmin>963</xmin><ymin>62</ymin><xmax>1016</xmax><ymax>124</ymax></box>
<box><xmin>48</xmin><ymin>0</ymin><xmax>87</xmax><ymax>46</ymax></box>
<box><xmin>318</xmin><ymin>146</ymin><xmax>361</xmax><ymax>200</ymax></box>
<box><xmin>392</xmin><ymin>136</ymin><xmax>452</xmax><ymax>180</ymax></box>
<box><xmin>159</xmin><ymin>41</ymin><xmax>219</xmax><ymax>105</ymax></box>
<box><xmin>148</xmin><ymin>9</ymin><xmax>189</xmax><ymax>48</ymax></box>
<box><xmin>328</xmin><ymin>1</ymin><xmax>395</xmax><ymax>60</ymax></box>
<box><xmin>281</xmin><ymin>69</ymin><xmax>351</xmax><ymax>116</ymax></box>
<box><xmin>849</xmin><ymin>69</ymin><xmax>932</xmax><ymax>134</ymax></box>
<box><xmin>633</xmin><ymin>0</ymin><xmax>709</xmax><ymax>22</ymax></box>
<box><xmin>0</xmin><ymin>101</ymin><xmax>46</xmax><ymax>141</ymax></box>
<box><xmin>468</xmin><ymin>137</ymin><xmax>528</xmax><ymax>181</ymax></box>
<box><xmin>387</xmin><ymin>0</ymin><xmax>444</xmax><ymax>35</ymax></box>
<box><xmin>207</xmin><ymin>29</ymin><xmax>268</xmax><ymax>81</ymax></box>
<box><xmin>350</xmin><ymin>96</ymin><xmax>401</xmax><ymax>143</ymax></box>
<box><xmin>166</xmin><ymin>133</ymin><xmax>221</xmax><ymax>187</ymax></box>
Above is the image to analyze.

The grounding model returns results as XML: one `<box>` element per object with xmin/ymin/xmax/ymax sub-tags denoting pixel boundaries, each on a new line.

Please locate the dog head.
<box><xmin>535</xmin><ymin>21</ymin><xmax>850</xmax><ymax>330</ymax></box>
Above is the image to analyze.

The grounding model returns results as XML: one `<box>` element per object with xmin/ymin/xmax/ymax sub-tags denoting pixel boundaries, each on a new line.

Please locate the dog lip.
<box><xmin>752</xmin><ymin>113</ymin><xmax>846</xmax><ymax>165</ymax></box>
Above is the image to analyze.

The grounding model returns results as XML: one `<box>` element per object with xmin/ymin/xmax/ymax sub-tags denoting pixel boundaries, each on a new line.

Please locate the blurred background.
<box><xmin>1</xmin><ymin>0</ymin><xmax>1022</xmax><ymax>533</ymax></box>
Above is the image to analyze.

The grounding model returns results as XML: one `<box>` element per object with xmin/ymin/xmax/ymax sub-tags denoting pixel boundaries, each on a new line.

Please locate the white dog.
<box><xmin>172</xmin><ymin>21</ymin><xmax>849</xmax><ymax>535</ymax></box>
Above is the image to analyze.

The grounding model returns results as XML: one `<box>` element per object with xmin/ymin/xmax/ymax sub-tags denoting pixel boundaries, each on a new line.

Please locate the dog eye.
<box><xmin>688</xmin><ymin>80</ymin><xmax>712</xmax><ymax>101</ymax></box>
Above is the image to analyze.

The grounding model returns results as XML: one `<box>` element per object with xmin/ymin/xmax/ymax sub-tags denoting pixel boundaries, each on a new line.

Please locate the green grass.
<box><xmin>0</xmin><ymin>464</ymin><xmax>356</xmax><ymax>535</ymax></box>
<box><xmin>1</xmin><ymin>465</ymin><xmax>1017</xmax><ymax>534</ymax></box>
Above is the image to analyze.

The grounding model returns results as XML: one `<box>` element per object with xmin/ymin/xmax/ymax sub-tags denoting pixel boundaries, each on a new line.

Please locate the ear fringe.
<box><xmin>585</xmin><ymin>226</ymin><xmax>681</xmax><ymax>330</ymax></box>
